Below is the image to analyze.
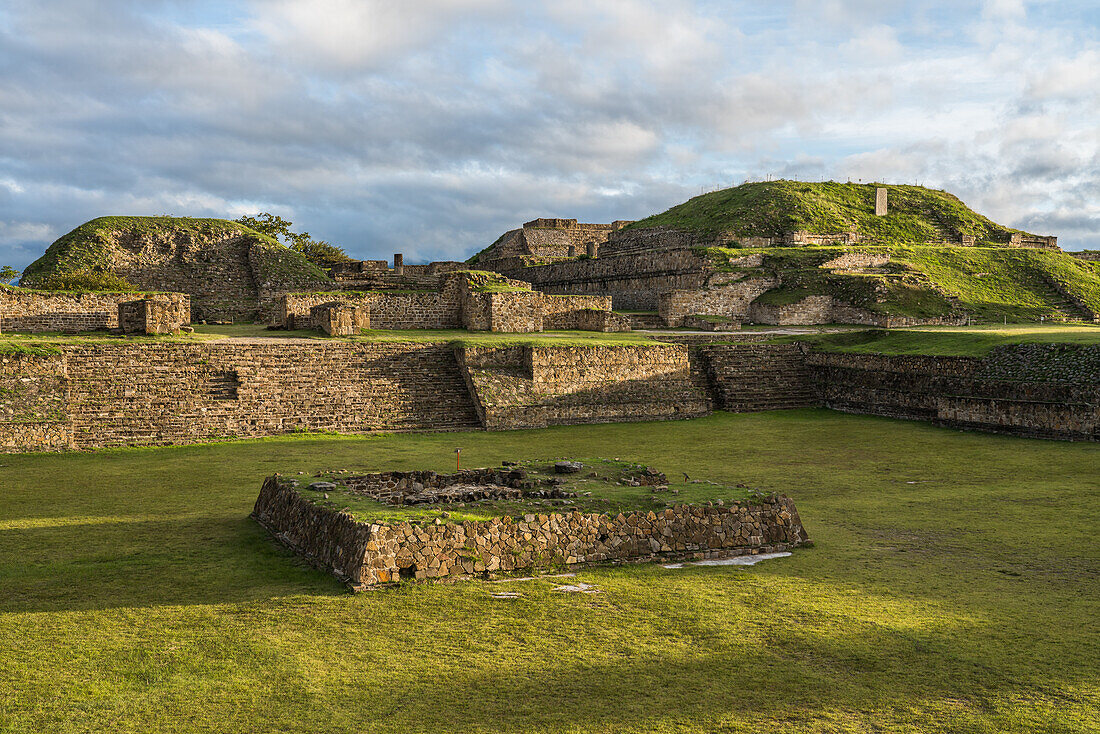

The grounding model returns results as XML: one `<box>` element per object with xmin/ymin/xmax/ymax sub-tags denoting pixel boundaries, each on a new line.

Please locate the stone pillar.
<box><xmin>586</xmin><ymin>242</ymin><xmax>598</xmax><ymax>258</ymax></box>
<box><xmin>568</xmin><ymin>245</ymin><xmax>576</xmax><ymax>257</ymax></box>
<box><xmin>875</xmin><ymin>187</ymin><xmax>888</xmax><ymax>216</ymax></box>
<box><xmin>393</xmin><ymin>253</ymin><xmax>404</xmax><ymax>275</ymax></box>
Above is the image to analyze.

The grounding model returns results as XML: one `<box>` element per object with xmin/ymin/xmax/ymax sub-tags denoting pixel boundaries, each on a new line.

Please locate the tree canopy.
<box><xmin>234</xmin><ymin>213</ymin><xmax>354</xmax><ymax>269</ymax></box>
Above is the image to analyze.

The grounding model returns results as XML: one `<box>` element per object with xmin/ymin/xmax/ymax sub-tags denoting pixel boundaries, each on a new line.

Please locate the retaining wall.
<box><xmin>0</xmin><ymin>288</ymin><xmax>189</xmax><ymax>333</ymax></box>
<box><xmin>489</xmin><ymin>248</ymin><xmax>715</xmax><ymax>311</ymax></box>
<box><xmin>457</xmin><ymin>344</ymin><xmax>710</xmax><ymax>430</ymax></box>
<box><xmin>252</xmin><ymin>476</ymin><xmax>811</xmax><ymax>587</ymax></box>
<box><xmin>809</xmin><ymin>345</ymin><xmax>1100</xmax><ymax>440</ymax></box>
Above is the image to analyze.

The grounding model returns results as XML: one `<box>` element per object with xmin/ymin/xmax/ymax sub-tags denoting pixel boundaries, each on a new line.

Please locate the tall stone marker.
<box><xmin>875</xmin><ymin>187</ymin><xmax>888</xmax><ymax>216</ymax></box>
<box><xmin>393</xmin><ymin>253</ymin><xmax>404</xmax><ymax>275</ymax></box>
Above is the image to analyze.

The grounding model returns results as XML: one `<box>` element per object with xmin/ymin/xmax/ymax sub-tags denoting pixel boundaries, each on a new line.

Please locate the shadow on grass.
<box><xmin>0</xmin><ymin>514</ymin><xmax>344</xmax><ymax>612</ymax></box>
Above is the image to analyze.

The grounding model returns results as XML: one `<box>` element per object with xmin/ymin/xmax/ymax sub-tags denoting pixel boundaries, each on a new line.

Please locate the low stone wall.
<box><xmin>311</xmin><ymin>303</ymin><xmax>369</xmax><ymax>335</ymax></box>
<box><xmin>747</xmin><ymin>296</ymin><xmax>967</xmax><ymax>327</ymax></box>
<box><xmin>282</xmin><ymin>290</ymin><xmax>463</xmax><ymax>330</ymax></box>
<box><xmin>0</xmin><ymin>352</ymin><xmax>71</xmax><ymax>451</ymax></box>
<box><xmin>809</xmin><ymin>345</ymin><xmax>1100</xmax><ymax>440</ymax></box>
<box><xmin>458</xmin><ymin>344</ymin><xmax>710</xmax><ymax>430</ymax></box>
<box><xmin>118</xmin><ymin>294</ymin><xmax>191</xmax><ymax>334</ymax></box>
<box><xmin>0</xmin><ymin>341</ymin><xmax>482</xmax><ymax>451</ymax></box>
<box><xmin>462</xmin><ymin>291</ymin><xmax>544</xmax><ymax>332</ymax></box>
<box><xmin>282</xmin><ymin>279</ymin><xmax>623</xmax><ymax>334</ymax></box>
<box><xmin>0</xmin><ymin>288</ymin><xmax>189</xmax><ymax>333</ymax></box>
<box><xmin>490</xmin><ymin>248</ymin><xmax>715</xmax><ymax>311</ymax></box>
<box><xmin>252</xmin><ymin>476</ymin><xmax>810</xmax><ymax>587</ymax></box>
<box><xmin>659</xmin><ymin>277</ymin><xmax>779</xmax><ymax>326</ymax></box>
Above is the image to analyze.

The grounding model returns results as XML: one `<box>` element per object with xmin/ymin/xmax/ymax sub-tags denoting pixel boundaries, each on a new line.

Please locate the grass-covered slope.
<box><xmin>21</xmin><ymin>216</ymin><xmax>328</xmax><ymax>288</ymax></box>
<box><xmin>627</xmin><ymin>181</ymin><xmax>1041</xmax><ymax>245</ymax></box>
<box><xmin>706</xmin><ymin>245</ymin><xmax>1100</xmax><ymax>321</ymax></box>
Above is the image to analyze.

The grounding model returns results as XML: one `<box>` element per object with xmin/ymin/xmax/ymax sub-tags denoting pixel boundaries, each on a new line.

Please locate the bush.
<box><xmin>235</xmin><ymin>213</ymin><xmax>354</xmax><ymax>269</ymax></box>
<box><xmin>33</xmin><ymin>269</ymin><xmax>137</xmax><ymax>292</ymax></box>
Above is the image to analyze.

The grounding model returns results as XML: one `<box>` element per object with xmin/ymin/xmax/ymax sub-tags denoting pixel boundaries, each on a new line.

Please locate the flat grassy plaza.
<box><xmin>1</xmin><ymin>409</ymin><xmax>1096</xmax><ymax>732</ymax></box>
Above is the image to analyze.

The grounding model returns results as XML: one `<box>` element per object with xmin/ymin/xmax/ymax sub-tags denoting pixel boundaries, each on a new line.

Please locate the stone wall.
<box><xmin>282</xmin><ymin>290</ymin><xmax>464</xmax><ymax>330</ymax></box>
<box><xmin>0</xmin><ymin>288</ymin><xmax>189</xmax><ymax>333</ymax></box>
<box><xmin>462</xmin><ymin>291</ymin><xmax>544</xmax><ymax>332</ymax></box>
<box><xmin>0</xmin><ymin>342</ymin><xmax>482</xmax><ymax>451</ymax></box>
<box><xmin>311</xmin><ymin>303</ymin><xmax>369</xmax><ymax>336</ymax></box>
<box><xmin>282</xmin><ymin>278</ymin><xmax>623</xmax><ymax>334</ymax></box>
<box><xmin>118</xmin><ymin>294</ymin><xmax>191</xmax><ymax>334</ymax></box>
<box><xmin>490</xmin><ymin>248</ymin><xmax>716</xmax><ymax>311</ymax></box>
<box><xmin>0</xmin><ymin>352</ymin><xmax>71</xmax><ymax>451</ymax></box>
<box><xmin>695</xmin><ymin>344</ymin><xmax>818</xmax><ymax>411</ymax></box>
<box><xmin>457</xmin><ymin>344</ymin><xmax>710</xmax><ymax>430</ymax></box>
<box><xmin>809</xmin><ymin>345</ymin><xmax>1100</xmax><ymax>440</ymax></box>
<box><xmin>1008</xmin><ymin>233</ymin><xmax>1059</xmax><ymax>249</ymax></box>
<box><xmin>659</xmin><ymin>277</ymin><xmax>779</xmax><ymax>326</ymax></box>
<box><xmin>252</xmin><ymin>476</ymin><xmax>810</xmax><ymax>587</ymax></box>
<box><xmin>746</xmin><ymin>296</ymin><xmax>967</xmax><ymax>327</ymax></box>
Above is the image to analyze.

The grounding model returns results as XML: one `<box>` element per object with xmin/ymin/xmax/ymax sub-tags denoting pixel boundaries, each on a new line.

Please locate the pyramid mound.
<box><xmin>612</xmin><ymin>181</ymin><xmax>1055</xmax><ymax>250</ymax></box>
<box><xmin>21</xmin><ymin>216</ymin><xmax>331</xmax><ymax>321</ymax></box>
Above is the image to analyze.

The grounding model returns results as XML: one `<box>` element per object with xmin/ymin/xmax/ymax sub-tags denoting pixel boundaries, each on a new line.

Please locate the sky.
<box><xmin>0</xmin><ymin>0</ymin><xmax>1097</xmax><ymax>269</ymax></box>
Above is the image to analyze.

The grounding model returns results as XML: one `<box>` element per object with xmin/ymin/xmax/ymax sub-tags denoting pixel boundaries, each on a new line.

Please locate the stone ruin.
<box><xmin>252</xmin><ymin>460</ymin><xmax>810</xmax><ymax>588</ymax></box>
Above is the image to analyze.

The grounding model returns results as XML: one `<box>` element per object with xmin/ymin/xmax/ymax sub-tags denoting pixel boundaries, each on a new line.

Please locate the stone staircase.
<box><xmin>1032</xmin><ymin>273</ymin><xmax>1098</xmax><ymax>322</ymax></box>
<box><xmin>696</xmin><ymin>344</ymin><xmax>819</xmax><ymax>412</ymax></box>
<box><xmin>625</xmin><ymin>312</ymin><xmax>666</xmax><ymax>329</ymax></box>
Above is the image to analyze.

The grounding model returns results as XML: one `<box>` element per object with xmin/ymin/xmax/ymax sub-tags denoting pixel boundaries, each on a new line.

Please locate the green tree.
<box><xmin>235</xmin><ymin>213</ymin><xmax>354</xmax><ymax>269</ymax></box>
<box><xmin>0</xmin><ymin>266</ymin><xmax>19</xmax><ymax>285</ymax></box>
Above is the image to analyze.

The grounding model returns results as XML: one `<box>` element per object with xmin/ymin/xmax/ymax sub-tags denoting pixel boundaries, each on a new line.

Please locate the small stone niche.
<box><xmin>205</xmin><ymin>371</ymin><xmax>240</xmax><ymax>400</ymax></box>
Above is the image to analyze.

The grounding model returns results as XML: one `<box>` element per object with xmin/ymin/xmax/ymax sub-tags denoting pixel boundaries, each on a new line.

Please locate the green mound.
<box><xmin>21</xmin><ymin>216</ymin><xmax>328</xmax><ymax>288</ymax></box>
<box><xmin>19</xmin><ymin>216</ymin><xmax>331</xmax><ymax>321</ymax></box>
<box><xmin>705</xmin><ymin>245</ymin><xmax>1100</xmax><ymax>321</ymax></box>
<box><xmin>625</xmin><ymin>181</ymin><xmax>1042</xmax><ymax>245</ymax></box>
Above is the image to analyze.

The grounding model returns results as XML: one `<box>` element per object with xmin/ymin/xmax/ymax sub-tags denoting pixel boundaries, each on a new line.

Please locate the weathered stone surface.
<box><xmin>0</xmin><ymin>288</ymin><xmax>189</xmax><ymax>333</ymax></box>
<box><xmin>253</xmin><ymin>476</ymin><xmax>812</xmax><ymax>588</ymax></box>
<box><xmin>118</xmin><ymin>294</ymin><xmax>191</xmax><ymax>334</ymax></box>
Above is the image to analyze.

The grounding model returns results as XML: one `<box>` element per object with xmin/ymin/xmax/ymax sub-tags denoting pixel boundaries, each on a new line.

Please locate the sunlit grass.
<box><xmin>0</xmin><ymin>410</ymin><xmax>1096</xmax><ymax>732</ymax></box>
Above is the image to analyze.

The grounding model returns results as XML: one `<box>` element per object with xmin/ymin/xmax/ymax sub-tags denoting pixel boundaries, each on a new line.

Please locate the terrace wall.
<box><xmin>252</xmin><ymin>476</ymin><xmax>811</xmax><ymax>587</ymax></box>
<box><xmin>457</xmin><ymin>344</ymin><xmax>710</xmax><ymax>430</ymax></box>
<box><xmin>808</xmin><ymin>345</ymin><xmax>1100</xmax><ymax>440</ymax></box>
<box><xmin>0</xmin><ymin>288</ymin><xmax>189</xmax><ymax>333</ymax></box>
<box><xmin>489</xmin><ymin>248</ymin><xmax>716</xmax><ymax>311</ymax></box>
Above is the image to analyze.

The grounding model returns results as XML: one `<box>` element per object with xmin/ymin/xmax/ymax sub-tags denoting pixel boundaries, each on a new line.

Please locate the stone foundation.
<box><xmin>809</xmin><ymin>345</ymin><xmax>1100</xmax><ymax>440</ymax></box>
<box><xmin>252</xmin><ymin>476</ymin><xmax>810</xmax><ymax>588</ymax></box>
<box><xmin>281</xmin><ymin>273</ymin><xmax>624</xmax><ymax>334</ymax></box>
<box><xmin>0</xmin><ymin>339</ymin><xmax>1095</xmax><ymax>452</ymax></box>
<box><xmin>457</xmin><ymin>344</ymin><xmax>710</xmax><ymax>430</ymax></box>
<box><xmin>118</xmin><ymin>294</ymin><xmax>191</xmax><ymax>334</ymax></box>
<box><xmin>0</xmin><ymin>287</ymin><xmax>189</xmax><ymax>333</ymax></box>
<box><xmin>310</xmin><ymin>302</ymin><xmax>369</xmax><ymax>335</ymax></box>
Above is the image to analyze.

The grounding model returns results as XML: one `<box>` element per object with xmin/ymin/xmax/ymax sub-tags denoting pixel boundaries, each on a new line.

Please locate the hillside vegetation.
<box><xmin>705</xmin><ymin>245</ymin><xmax>1100</xmax><ymax>321</ymax></box>
<box><xmin>20</xmin><ymin>216</ymin><xmax>328</xmax><ymax>289</ymax></box>
<box><xmin>627</xmin><ymin>181</ymin><xmax>1040</xmax><ymax>245</ymax></box>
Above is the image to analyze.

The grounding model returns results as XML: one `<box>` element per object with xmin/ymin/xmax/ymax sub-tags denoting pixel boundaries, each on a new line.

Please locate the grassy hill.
<box><xmin>704</xmin><ymin>245</ymin><xmax>1100</xmax><ymax>321</ymax></box>
<box><xmin>625</xmin><ymin>181</ymin><xmax>1043</xmax><ymax>245</ymax></box>
<box><xmin>20</xmin><ymin>216</ymin><xmax>328</xmax><ymax>288</ymax></box>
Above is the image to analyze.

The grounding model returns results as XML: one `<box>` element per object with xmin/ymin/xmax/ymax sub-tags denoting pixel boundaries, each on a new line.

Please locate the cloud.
<box><xmin>0</xmin><ymin>0</ymin><xmax>1097</xmax><ymax>271</ymax></box>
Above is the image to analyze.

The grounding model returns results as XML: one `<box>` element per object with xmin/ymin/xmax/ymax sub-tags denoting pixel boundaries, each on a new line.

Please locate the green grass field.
<box><xmin>1</xmin><ymin>410</ymin><xmax>1097</xmax><ymax>732</ymax></box>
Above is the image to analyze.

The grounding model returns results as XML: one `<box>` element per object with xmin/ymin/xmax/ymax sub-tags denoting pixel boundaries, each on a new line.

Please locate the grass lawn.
<box><xmin>0</xmin><ymin>410</ymin><xmax>1097</xmax><ymax>733</ymax></box>
<box><xmin>0</xmin><ymin>325</ymin><xmax>666</xmax><ymax>350</ymax></box>
<box><xmin>780</xmin><ymin>324</ymin><xmax>1100</xmax><ymax>356</ymax></box>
